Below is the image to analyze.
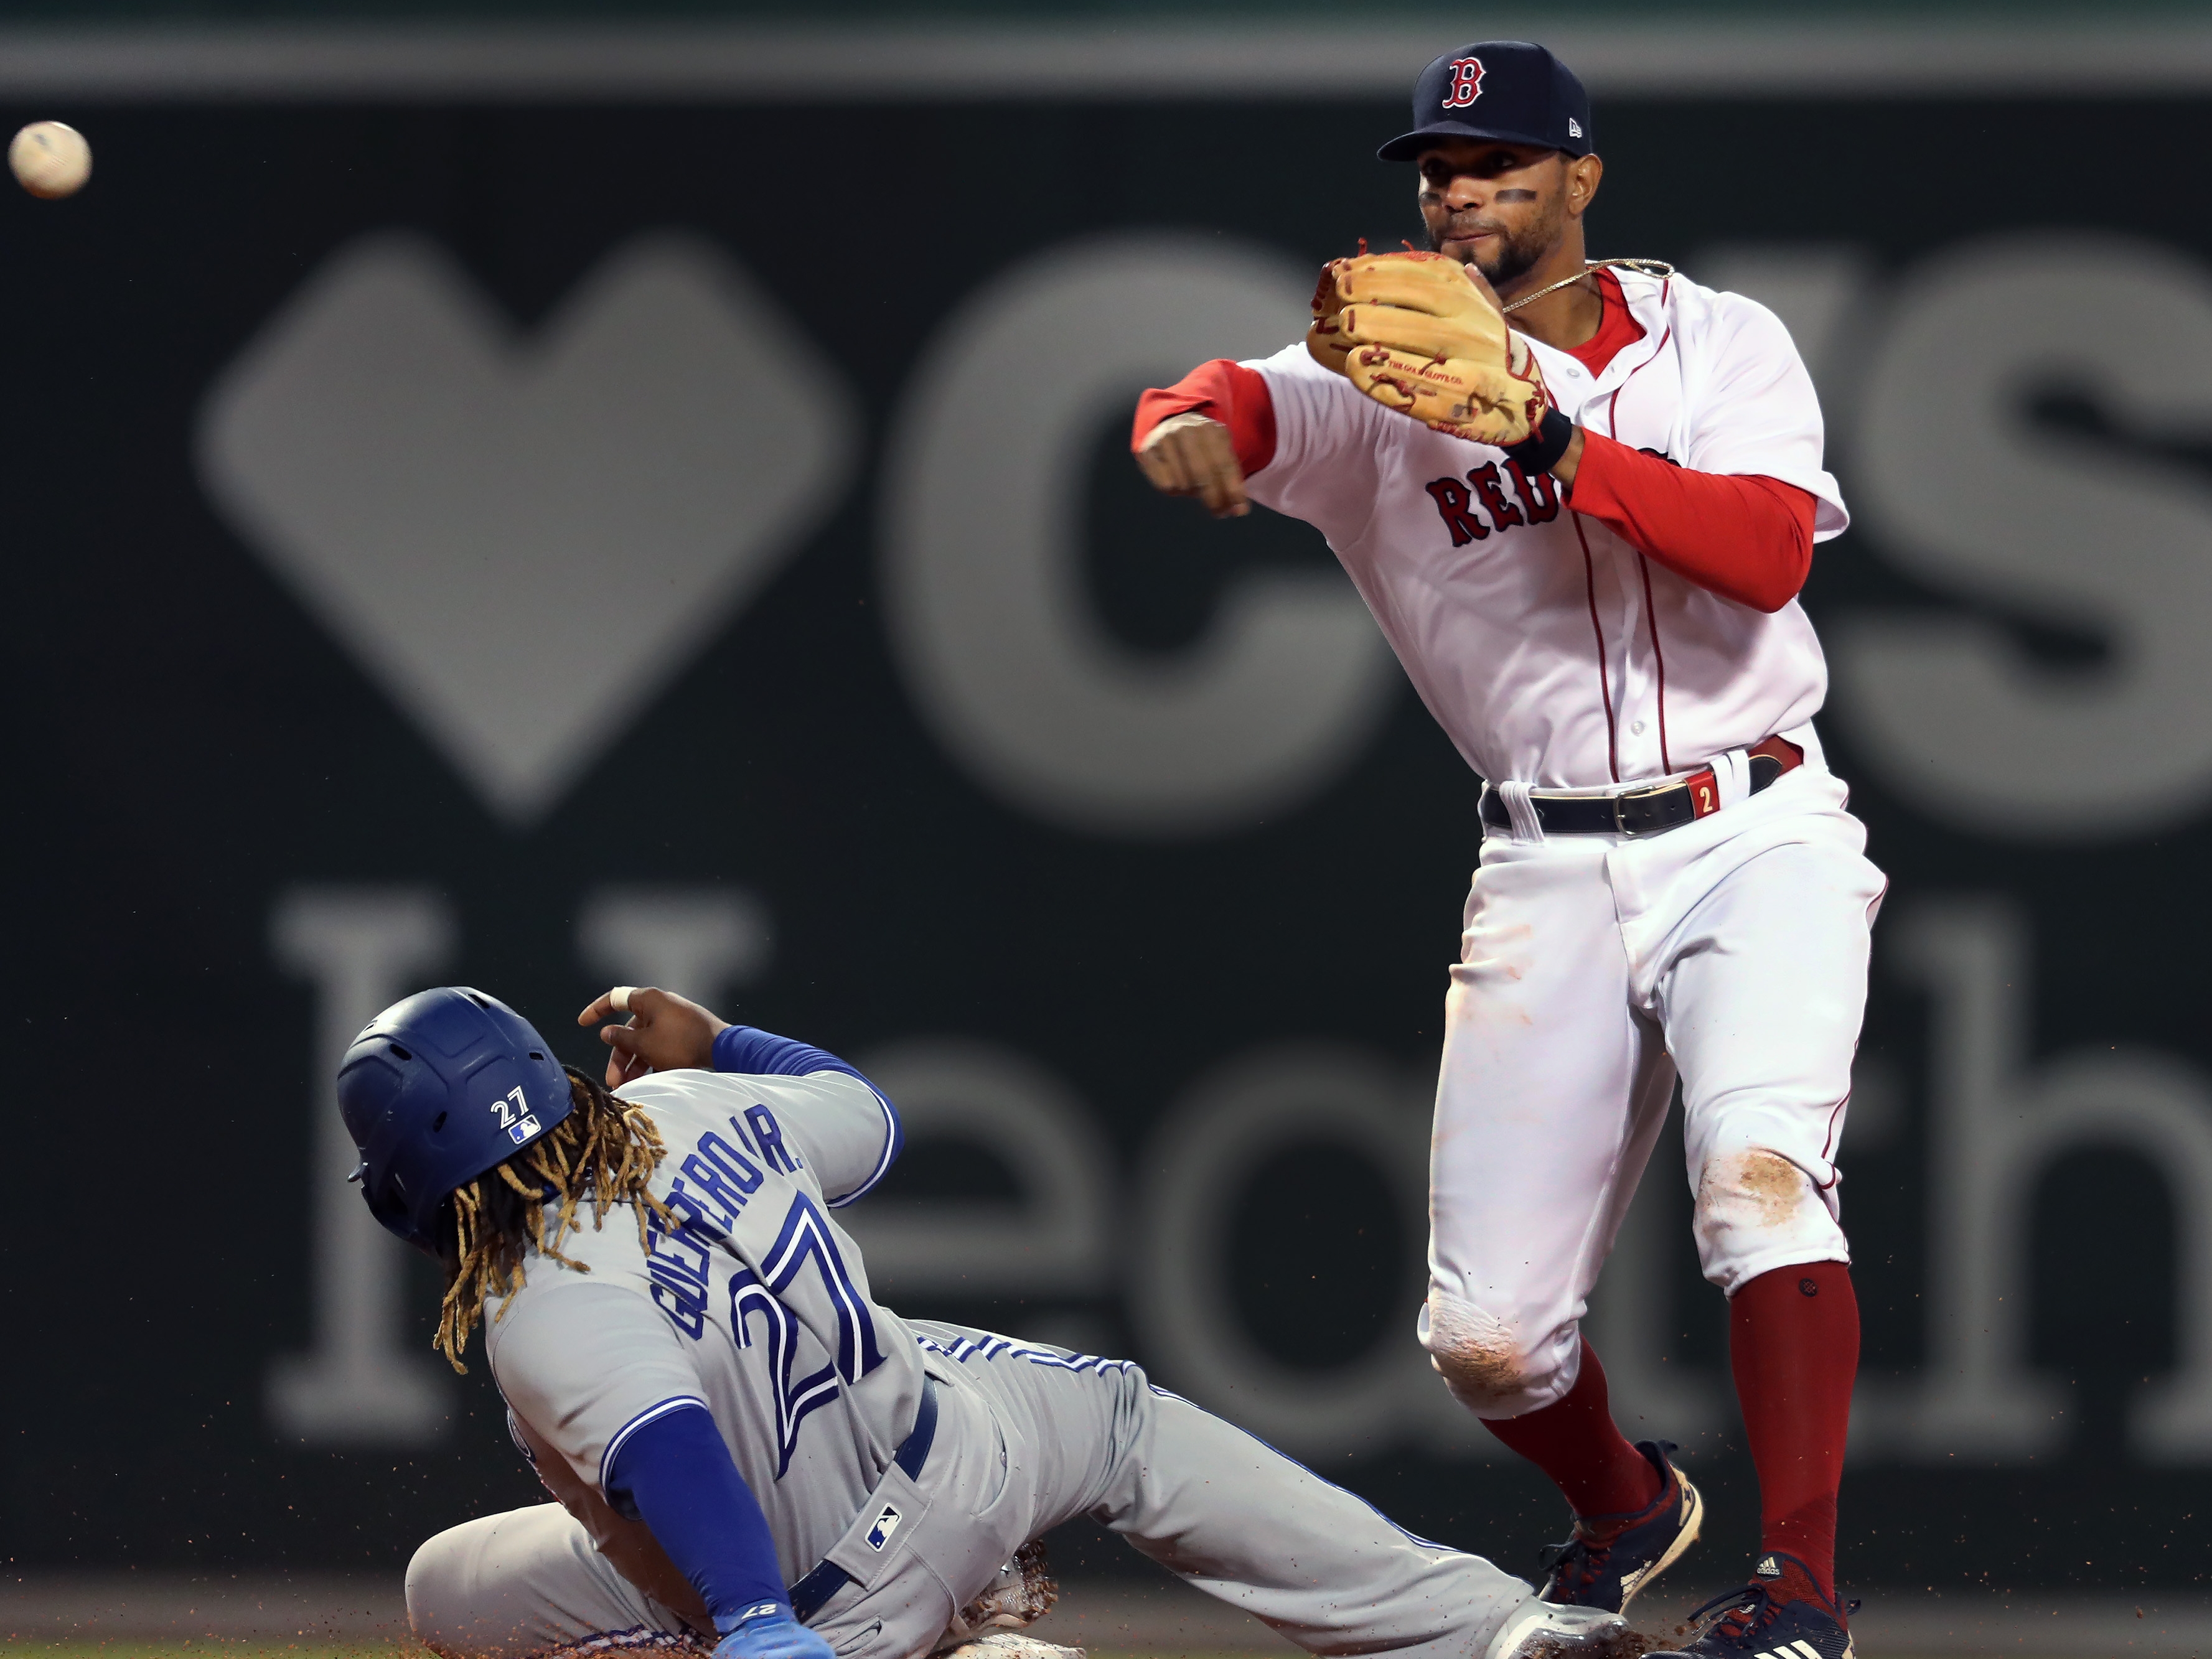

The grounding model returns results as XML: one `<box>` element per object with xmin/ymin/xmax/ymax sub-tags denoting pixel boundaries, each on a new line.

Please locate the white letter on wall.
<box><xmin>1132</xmin><ymin>1045</ymin><xmax>1446</xmax><ymax>1457</ymax></box>
<box><xmin>835</xmin><ymin>1040</ymin><xmax>1112</xmax><ymax>1301</ymax></box>
<box><xmin>266</xmin><ymin>887</ymin><xmax>455</xmax><ymax>1444</ymax></box>
<box><xmin>881</xmin><ymin>234</ymin><xmax>1400</xmax><ymax>837</ymax></box>
<box><xmin>1861</xmin><ymin>899</ymin><xmax>2212</xmax><ymax>1461</ymax></box>
<box><xmin>578</xmin><ymin>886</ymin><xmax>772</xmax><ymax>1006</ymax></box>
<box><xmin>1835</xmin><ymin>235</ymin><xmax>2212</xmax><ymax>838</ymax></box>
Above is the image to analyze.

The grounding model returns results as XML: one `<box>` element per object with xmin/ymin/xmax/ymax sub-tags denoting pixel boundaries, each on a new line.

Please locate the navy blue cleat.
<box><xmin>1537</xmin><ymin>1440</ymin><xmax>1704</xmax><ymax>1614</ymax></box>
<box><xmin>1647</xmin><ymin>1552</ymin><xmax>1855</xmax><ymax>1659</ymax></box>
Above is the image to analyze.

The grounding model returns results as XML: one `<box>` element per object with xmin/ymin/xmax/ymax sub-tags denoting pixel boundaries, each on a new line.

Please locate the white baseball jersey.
<box><xmin>1245</xmin><ymin>266</ymin><xmax>1847</xmax><ymax>791</ymax></box>
<box><xmin>484</xmin><ymin>1067</ymin><xmax>917</xmax><ymax>1584</ymax></box>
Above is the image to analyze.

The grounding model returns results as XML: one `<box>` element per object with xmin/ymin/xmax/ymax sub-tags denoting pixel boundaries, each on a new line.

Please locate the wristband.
<box><xmin>1499</xmin><ymin>406</ymin><xmax>1576</xmax><ymax>474</ymax></box>
<box><xmin>716</xmin><ymin>1602</ymin><xmax>791</xmax><ymax>1637</ymax></box>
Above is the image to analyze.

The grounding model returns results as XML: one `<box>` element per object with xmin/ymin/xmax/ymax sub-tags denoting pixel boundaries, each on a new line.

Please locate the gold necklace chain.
<box><xmin>1499</xmin><ymin>258</ymin><xmax>1676</xmax><ymax>315</ymax></box>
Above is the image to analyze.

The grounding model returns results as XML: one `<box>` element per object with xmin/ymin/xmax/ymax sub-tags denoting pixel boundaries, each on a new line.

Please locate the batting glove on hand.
<box><xmin>712</xmin><ymin>1604</ymin><xmax>836</xmax><ymax>1659</ymax></box>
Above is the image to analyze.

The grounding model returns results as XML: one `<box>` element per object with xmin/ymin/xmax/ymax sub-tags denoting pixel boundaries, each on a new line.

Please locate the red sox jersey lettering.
<box><xmin>1423</xmin><ymin>460</ymin><xmax>1562</xmax><ymax>546</ymax></box>
<box><xmin>1240</xmin><ymin>266</ymin><xmax>1847</xmax><ymax>790</ymax></box>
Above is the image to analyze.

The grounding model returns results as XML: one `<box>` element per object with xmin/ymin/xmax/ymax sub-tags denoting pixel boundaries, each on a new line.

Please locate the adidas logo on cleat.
<box><xmin>1651</xmin><ymin>1551</ymin><xmax>1853</xmax><ymax>1659</ymax></box>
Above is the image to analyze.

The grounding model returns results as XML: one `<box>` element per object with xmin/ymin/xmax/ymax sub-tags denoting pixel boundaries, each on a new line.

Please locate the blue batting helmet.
<box><xmin>336</xmin><ymin>986</ymin><xmax>573</xmax><ymax>1251</ymax></box>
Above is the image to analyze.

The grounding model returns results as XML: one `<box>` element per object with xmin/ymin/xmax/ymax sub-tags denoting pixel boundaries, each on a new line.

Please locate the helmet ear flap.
<box><xmin>360</xmin><ymin>1176</ymin><xmax>423</xmax><ymax>1251</ymax></box>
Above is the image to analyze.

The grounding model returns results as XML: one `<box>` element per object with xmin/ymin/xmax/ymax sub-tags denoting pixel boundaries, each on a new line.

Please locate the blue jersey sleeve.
<box><xmin>711</xmin><ymin>1025</ymin><xmax>867</xmax><ymax>1084</ymax></box>
<box><xmin>604</xmin><ymin>1403</ymin><xmax>788</xmax><ymax>1632</ymax></box>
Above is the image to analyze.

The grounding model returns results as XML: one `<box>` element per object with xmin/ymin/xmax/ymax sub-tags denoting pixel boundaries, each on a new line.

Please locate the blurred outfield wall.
<box><xmin>6</xmin><ymin>0</ymin><xmax>2212</xmax><ymax>1597</ymax></box>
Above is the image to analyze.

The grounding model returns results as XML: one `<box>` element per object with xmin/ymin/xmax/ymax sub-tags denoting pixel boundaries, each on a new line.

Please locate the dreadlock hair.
<box><xmin>433</xmin><ymin>1065</ymin><xmax>673</xmax><ymax>1373</ymax></box>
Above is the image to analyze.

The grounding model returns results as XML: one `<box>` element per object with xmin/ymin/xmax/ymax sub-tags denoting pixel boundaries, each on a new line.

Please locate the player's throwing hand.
<box><xmin>578</xmin><ymin>984</ymin><xmax>729</xmax><ymax>1085</ymax></box>
<box><xmin>1135</xmin><ymin>411</ymin><xmax>1250</xmax><ymax>517</ymax></box>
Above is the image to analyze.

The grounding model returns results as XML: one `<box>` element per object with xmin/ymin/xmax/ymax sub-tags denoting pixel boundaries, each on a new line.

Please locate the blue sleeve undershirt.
<box><xmin>709</xmin><ymin>1027</ymin><xmax>903</xmax><ymax>1204</ymax></box>
<box><xmin>710</xmin><ymin>1024</ymin><xmax>872</xmax><ymax>1087</ymax></box>
<box><xmin>604</xmin><ymin>1403</ymin><xmax>787</xmax><ymax>1634</ymax></box>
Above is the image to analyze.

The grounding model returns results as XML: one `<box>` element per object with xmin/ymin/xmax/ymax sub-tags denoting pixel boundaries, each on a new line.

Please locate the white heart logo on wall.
<box><xmin>198</xmin><ymin>231</ymin><xmax>857</xmax><ymax>824</ymax></box>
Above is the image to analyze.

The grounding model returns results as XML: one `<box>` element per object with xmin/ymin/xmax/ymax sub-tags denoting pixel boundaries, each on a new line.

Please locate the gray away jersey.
<box><xmin>484</xmin><ymin>1065</ymin><xmax>919</xmax><ymax>1583</ymax></box>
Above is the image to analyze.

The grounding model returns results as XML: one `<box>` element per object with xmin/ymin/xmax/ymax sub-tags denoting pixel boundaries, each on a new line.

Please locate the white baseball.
<box><xmin>11</xmin><ymin>121</ymin><xmax>90</xmax><ymax>199</ymax></box>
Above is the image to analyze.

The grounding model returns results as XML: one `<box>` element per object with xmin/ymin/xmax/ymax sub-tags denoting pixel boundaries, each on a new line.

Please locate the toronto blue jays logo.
<box><xmin>1441</xmin><ymin>58</ymin><xmax>1485</xmax><ymax>109</ymax></box>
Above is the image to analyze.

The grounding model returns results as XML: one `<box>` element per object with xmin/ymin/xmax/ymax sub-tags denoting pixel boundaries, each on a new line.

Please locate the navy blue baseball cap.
<box><xmin>1377</xmin><ymin>40</ymin><xmax>1594</xmax><ymax>162</ymax></box>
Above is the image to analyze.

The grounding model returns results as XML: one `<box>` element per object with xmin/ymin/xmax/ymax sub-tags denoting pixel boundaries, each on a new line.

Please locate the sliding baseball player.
<box><xmin>335</xmin><ymin>983</ymin><xmax>1639</xmax><ymax>1659</ymax></box>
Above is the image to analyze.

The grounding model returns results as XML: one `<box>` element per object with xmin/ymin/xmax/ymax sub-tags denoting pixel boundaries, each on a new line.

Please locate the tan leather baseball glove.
<box><xmin>1308</xmin><ymin>251</ymin><xmax>1550</xmax><ymax>446</ymax></box>
<box><xmin>1305</xmin><ymin>258</ymin><xmax>1356</xmax><ymax>375</ymax></box>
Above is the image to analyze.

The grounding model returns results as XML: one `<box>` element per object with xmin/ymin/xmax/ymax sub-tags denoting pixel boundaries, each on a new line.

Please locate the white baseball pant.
<box><xmin>1420</xmin><ymin>752</ymin><xmax>1886</xmax><ymax>1419</ymax></box>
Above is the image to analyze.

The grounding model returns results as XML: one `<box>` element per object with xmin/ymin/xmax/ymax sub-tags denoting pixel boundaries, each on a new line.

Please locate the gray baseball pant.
<box><xmin>407</xmin><ymin>1322</ymin><xmax>1534</xmax><ymax>1659</ymax></box>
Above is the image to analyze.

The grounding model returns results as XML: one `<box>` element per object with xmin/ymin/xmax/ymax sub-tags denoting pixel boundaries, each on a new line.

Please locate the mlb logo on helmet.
<box><xmin>508</xmin><ymin>1115</ymin><xmax>541</xmax><ymax>1144</ymax></box>
<box><xmin>1441</xmin><ymin>57</ymin><xmax>1484</xmax><ymax>108</ymax></box>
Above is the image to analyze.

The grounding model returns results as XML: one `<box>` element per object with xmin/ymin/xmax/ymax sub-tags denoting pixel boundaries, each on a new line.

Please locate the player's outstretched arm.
<box><xmin>605</xmin><ymin>1404</ymin><xmax>836</xmax><ymax>1659</ymax></box>
<box><xmin>1132</xmin><ymin>358</ymin><xmax>1280</xmax><ymax>519</ymax></box>
<box><xmin>1135</xmin><ymin>411</ymin><xmax>1250</xmax><ymax>518</ymax></box>
<box><xmin>579</xmin><ymin>985</ymin><xmax>729</xmax><ymax>1087</ymax></box>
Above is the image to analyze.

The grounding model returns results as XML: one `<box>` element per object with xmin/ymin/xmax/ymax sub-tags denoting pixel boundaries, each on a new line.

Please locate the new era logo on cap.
<box><xmin>1441</xmin><ymin>58</ymin><xmax>1484</xmax><ymax>108</ymax></box>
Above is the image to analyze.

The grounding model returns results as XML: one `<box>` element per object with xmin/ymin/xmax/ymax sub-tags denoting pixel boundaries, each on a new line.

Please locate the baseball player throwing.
<box><xmin>1135</xmin><ymin>39</ymin><xmax>1878</xmax><ymax>1659</ymax></box>
<box><xmin>342</xmin><ymin>984</ymin><xmax>1638</xmax><ymax>1659</ymax></box>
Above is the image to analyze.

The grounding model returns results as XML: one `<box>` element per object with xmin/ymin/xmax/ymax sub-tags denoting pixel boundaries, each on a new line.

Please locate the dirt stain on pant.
<box><xmin>1697</xmin><ymin>1147</ymin><xmax>1809</xmax><ymax>1231</ymax></box>
<box><xmin>1425</xmin><ymin>1291</ymin><xmax>1540</xmax><ymax>1414</ymax></box>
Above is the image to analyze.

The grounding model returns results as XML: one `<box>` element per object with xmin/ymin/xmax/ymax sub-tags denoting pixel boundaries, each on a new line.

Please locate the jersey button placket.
<box><xmin>1600</xmin><ymin>540</ymin><xmax>1646</xmax><ymax>779</ymax></box>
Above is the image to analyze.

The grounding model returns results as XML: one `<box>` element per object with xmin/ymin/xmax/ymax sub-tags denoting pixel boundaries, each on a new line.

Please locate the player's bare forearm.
<box><xmin>578</xmin><ymin>984</ymin><xmax>729</xmax><ymax>1085</ymax></box>
<box><xmin>1135</xmin><ymin>412</ymin><xmax>1250</xmax><ymax>518</ymax></box>
<box><xmin>1549</xmin><ymin>424</ymin><xmax>1586</xmax><ymax>493</ymax></box>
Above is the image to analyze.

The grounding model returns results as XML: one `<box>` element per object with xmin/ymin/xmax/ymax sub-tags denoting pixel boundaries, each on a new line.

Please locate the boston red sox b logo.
<box><xmin>1441</xmin><ymin>58</ymin><xmax>1485</xmax><ymax>108</ymax></box>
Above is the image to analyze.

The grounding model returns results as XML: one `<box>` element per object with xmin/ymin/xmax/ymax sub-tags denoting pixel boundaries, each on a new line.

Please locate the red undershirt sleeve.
<box><xmin>1132</xmin><ymin>359</ymin><xmax>1278</xmax><ymax>475</ymax></box>
<box><xmin>1568</xmin><ymin>431</ymin><xmax>1817</xmax><ymax>614</ymax></box>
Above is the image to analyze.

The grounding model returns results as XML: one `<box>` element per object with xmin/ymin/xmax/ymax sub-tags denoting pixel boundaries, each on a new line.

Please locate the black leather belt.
<box><xmin>1479</xmin><ymin>737</ymin><xmax>1802</xmax><ymax>839</ymax></box>
<box><xmin>788</xmin><ymin>1376</ymin><xmax>939</xmax><ymax>1622</ymax></box>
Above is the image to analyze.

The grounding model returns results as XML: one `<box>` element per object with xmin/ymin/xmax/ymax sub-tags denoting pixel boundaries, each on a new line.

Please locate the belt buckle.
<box><xmin>1611</xmin><ymin>779</ymin><xmax>1680</xmax><ymax>839</ymax></box>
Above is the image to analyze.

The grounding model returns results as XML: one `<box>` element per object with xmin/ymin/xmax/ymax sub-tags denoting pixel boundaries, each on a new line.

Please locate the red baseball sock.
<box><xmin>1481</xmin><ymin>1339</ymin><xmax>1664</xmax><ymax>1523</ymax></box>
<box><xmin>1729</xmin><ymin>1261</ymin><xmax>1860</xmax><ymax>1602</ymax></box>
